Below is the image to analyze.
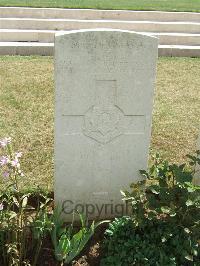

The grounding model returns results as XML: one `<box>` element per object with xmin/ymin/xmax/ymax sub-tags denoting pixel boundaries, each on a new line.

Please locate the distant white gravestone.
<box><xmin>55</xmin><ymin>29</ymin><xmax>158</xmax><ymax>220</ymax></box>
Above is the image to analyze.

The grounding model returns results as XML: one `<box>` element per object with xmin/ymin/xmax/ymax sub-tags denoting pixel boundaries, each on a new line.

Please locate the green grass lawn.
<box><xmin>0</xmin><ymin>0</ymin><xmax>200</xmax><ymax>12</ymax></box>
<box><xmin>0</xmin><ymin>56</ymin><xmax>200</xmax><ymax>190</ymax></box>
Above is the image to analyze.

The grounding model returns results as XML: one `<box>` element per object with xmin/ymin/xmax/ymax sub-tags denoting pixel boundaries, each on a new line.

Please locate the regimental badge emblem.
<box><xmin>83</xmin><ymin>105</ymin><xmax>124</xmax><ymax>144</ymax></box>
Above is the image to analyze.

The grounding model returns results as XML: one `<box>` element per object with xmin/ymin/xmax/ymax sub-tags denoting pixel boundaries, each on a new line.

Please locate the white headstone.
<box><xmin>55</xmin><ymin>29</ymin><xmax>158</xmax><ymax>220</ymax></box>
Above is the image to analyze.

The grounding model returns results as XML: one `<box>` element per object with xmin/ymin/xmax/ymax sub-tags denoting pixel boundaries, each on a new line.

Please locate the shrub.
<box><xmin>101</xmin><ymin>152</ymin><xmax>200</xmax><ymax>266</ymax></box>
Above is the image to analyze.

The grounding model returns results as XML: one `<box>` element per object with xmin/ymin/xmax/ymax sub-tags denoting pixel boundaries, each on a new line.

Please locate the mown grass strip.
<box><xmin>0</xmin><ymin>0</ymin><xmax>200</xmax><ymax>12</ymax></box>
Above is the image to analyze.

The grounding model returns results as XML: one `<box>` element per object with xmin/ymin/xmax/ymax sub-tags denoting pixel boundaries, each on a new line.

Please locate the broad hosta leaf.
<box><xmin>22</xmin><ymin>196</ymin><xmax>28</xmax><ymax>208</ymax></box>
<box><xmin>185</xmin><ymin>254</ymin><xmax>193</xmax><ymax>261</ymax></box>
<box><xmin>55</xmin><ymin>235</ymin><xmax>70</xmax><ymax>261</ymax></box>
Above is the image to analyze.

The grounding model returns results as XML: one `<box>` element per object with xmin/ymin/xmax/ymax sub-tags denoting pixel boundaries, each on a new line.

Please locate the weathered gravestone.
<box><xmin>55</xmin><ymin>29</ymin><xmax>158</xmax><ymax>220</ymax></box>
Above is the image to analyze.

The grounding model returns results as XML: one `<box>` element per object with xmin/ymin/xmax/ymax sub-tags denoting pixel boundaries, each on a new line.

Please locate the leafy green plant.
<box><xmin>123</xmin><ymin>151</ymin><xmax>200</xmax><ymax>229</ymax></box>
<box><xmin>30</xmin><ymin>199</ymin><xmax>54</xmax><ymax>265</ymax></box>
<box><xmin>51</xmin><ymin>206</ymin><xmax>108</xmax><ymax>264</ymax></box>
<box><xmin>101</xmin><ymin>151</ymin><xmax>200</xmax><ymax>266</ymax></box>
<box><xmin>101</xmin><ymin>216</ymin><xmax>200</xmax><ymax>266</ymax></box>
<box><xmin>0</xmin><ymin>137</ymin><xmax>53</xmax><ymax>265</ymax></box>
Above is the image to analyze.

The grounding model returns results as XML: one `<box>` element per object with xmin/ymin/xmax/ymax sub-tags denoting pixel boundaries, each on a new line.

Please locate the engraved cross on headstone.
<box><xmin>63</xmin><ymin>79</ymin><xmax>145</xmax><ymax>144</ymax></box>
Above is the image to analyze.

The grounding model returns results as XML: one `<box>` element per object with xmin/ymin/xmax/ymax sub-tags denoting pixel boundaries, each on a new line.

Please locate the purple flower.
<box><xmin>0</xmin><ymin>156</ymin><xmax>9</xmax><ymax>166</ymax></box>
<box><xmin>0</xmin><ymin>203</ymin><xmax>3</xmax><ymax>211</ymax></box>
<box><xmin>11</xmin><ymin>158</ymin><xmax>20</xmax><ymax>168</ymax></box>
<box><xmin>0</xmin><ymin>137</ymin><xmax>11</xmax><ymax>148</ymax></box>
<box><xmin>3</xmin><ymin>171</ymin><xmax>9</xmax><ymax>179</ymax></box>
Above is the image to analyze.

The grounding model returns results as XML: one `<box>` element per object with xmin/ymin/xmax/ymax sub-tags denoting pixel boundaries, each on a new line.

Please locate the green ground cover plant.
<box><xmin>0</xmin><ymin>0</ymin><xmax>200</xmax><ymax>12</ymax></box>
<box><xmin>0</xmin><ymin>56</ymin><xmax>199</xmax><ymax>189</ymax></box>
<box><xmin>101</xmin><ymin>152</ymin><xmax>200</xmax><ymax>265</ymax></box>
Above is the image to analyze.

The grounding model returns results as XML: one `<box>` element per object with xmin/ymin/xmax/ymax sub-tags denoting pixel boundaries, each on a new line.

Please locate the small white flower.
<box><xmin>0</xmin><ymin>203</ymin><xmax>3</xmax><ymax>211</ymax></box>
<box><xmin>0</xmin><ymin>137</ymin><xmax>11</xmax><ymax>148</ymax></box>
<box><xmin>18</xmin><ymin>170</ymin><xmax>24</xmax><ymax>177</ymax></box>
<box><xmin>15</xmin><ymin>152</ymin><xmax>22</xmax><ymax>158</ymax></box>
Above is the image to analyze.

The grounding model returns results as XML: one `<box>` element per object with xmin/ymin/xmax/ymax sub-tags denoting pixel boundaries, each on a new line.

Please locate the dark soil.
<box><xmin>72</xmin><ymin>223</ymin><xmax>107</xmax><ymax>266</ymax></box>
